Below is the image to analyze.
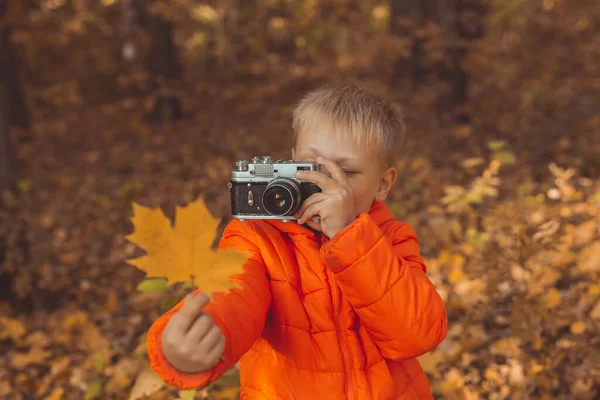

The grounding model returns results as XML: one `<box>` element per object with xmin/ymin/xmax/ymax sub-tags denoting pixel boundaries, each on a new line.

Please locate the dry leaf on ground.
<box><xmin>129</xmin><ymin>368</ymin><xmax>165</xmax><ymax>400</ymax></box>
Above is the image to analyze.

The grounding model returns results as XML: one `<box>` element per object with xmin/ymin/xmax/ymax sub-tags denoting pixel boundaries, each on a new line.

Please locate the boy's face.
<box><xmin>294</xmin><ymin>125</ymin><xmax>397</xmax><ymax>225</ymax></box>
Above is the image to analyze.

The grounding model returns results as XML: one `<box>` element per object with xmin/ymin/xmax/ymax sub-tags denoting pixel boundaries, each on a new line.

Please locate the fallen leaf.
<box><xmin>510</xmin><ymin>264</ymin><xmax>530</xmax><ymax>282</ymax></box>
<box><xmin>441</xmin><ymin>368</ymin><xmax>465</xmax><ymax>393</ymax></box>
<box><xmin>494</xmin><ymin>151</ymin><xmax>517</xmax><ymax>165</ymax></box>
<box><xmin>547</xmin><ymin>188</ymin><xmax>561</xmax><ymax>200</ymax></box>
<box><xmin>44</xmin><ymin>387</ymin><xmax>64</xmax><ymax>400</ymax></box>
<box><xmin>491</xmin><ymin>338</ymin><xmax>522</xmax><ymax>358</ymax></box>
<box><xmin>455</xmin><ymin>125</ymin><xmax>473</xmax><ymax>139</ymax></box>
<box><xmin>0</xmin><ymin>381</ymin><xmax>11</xmax><ymax>396</ymax></box>
<box><xmin>178</xmin><ymin>389</ymin><xmax>197</xmax><ymax>400</ymax></box>
<box><xmin>126</xmin><ymin>197</ymin><xmax>250</xmax><ymax>293</ymax></box>
<box><xmin>528</xmin><ymin>211</ymin><xmax>545</xmax><ymax>226</ymax></box>
<box><xmin>590</xmin><ymin>301</ymin><xmax>600</xmax><ymax>320</ymax></box>
<box><xmin>448</xmin><ymin>256</ymin><xmax>465</xmax><ymax>284</ymax></box>
<box><xmin>461</xmin><ymin>157</ymin><xmax>484</xmax><ymax>169</ymax></box>
<box><xmin>0</xmin><ymin>316</ymin><xmax>26</xmax><ymax>342</ymax></box>
<box><xmin>484</xmin><ymin>365</ymin><xmax>502</xmax><ymax>383</ymax></box>
<box><xmin>91</xmin><ymin>350</ymin><xmax>105</xmax><ymax>373</ymax></box>
<box><xmin>455</xmin><ymin>279</ymin><xmax>487</xmax><ymax>306</ymax></box>
<box><xmin>533</xmin><ymin>220</ymin><xmax>560</xmax><ymax>242</ymax></box>
<box><xmin>530</xmin><ymin>361</ymin><xmax>544</xmax><ymax>374</ymax></box>
<box><xmin>129</xmin><ymin>368</ymin><xmax>165</xmax><ymax>400</ymax></box>
<box><xmin>49</xmin><ymin>356</ymin><xmax>71</xmax><ymax>380</ymax></box>
<box><xmin>69</xmin><ymin>367</ymin><xmax>92</xmax><ymax>392</ymax></box>
<box><xmin>573</xmin><ymin>220</ymin><xmax>597</xmax><ymax>246</ymax></box>
<box><xmin>209</xmin><ymin>386</ymin><xmax>241</xmax><ymax>400</ymax></box>
<box><xmin>105</xmin><ymin>357</ymin><xmax>141</xmax><ymax>378</ymax></box>
<box><xmin>560</xmin><ymin>207</ymin><xmax>572</xmax><ymax>218</ymax></box>
<box><xmin>192</xmin><ymin>4</ymin><xmax>219</xmax><ymax>24</ymax></box>
<box><xmin>487</xmin><ymin>140</ymin><xmax>505</xmax><ymax>151</ymax></box>
<box><xmin>571</xmin><ymin>378</ymin><xmax>594</xmax><ymax>398</ymax></box>
<box><xmin>79</xmin><ymin>324</ymin><xmax>109</xmax><ymax>353</ymax></box>
<box><xmin>10</xmin><ymin>347</ymin><xmax>51</xmax><ymax>369</ymax></box>
<box><xmin>543</xmin><ymin>288</ymin><xmax>562</xmax><ymax>310</ymax></box>
<box><xmin>62</xmin><ymin>311</ymin><xmax>88</xmax><ymax>330</ymax></box>
<box><xmin>570</xmin><ymin>321</ymin><xmax>586</xmax><ymax>334</ymax></box>
<box><xmin>577</xmin><ymin>242</ymin><xmax>600</xmax><ymax>274</ymax></box>
<box><xmin>461</xmin><ymin>387</ymin><xmax>480</xmax><ymax>400</ymax></box>
<box><xmin>417</xmin><ymin>350</ymin><xmax>442</xmax><ymax>378</ymax></box>
<box><xmin>526</xmin><ymin>263</ymin><xmax>562</xmax><ymax>296</ymax></box>
<box><xmin>508</xmin><ymin>360</ymin><xmax>525</xmax><ymax>386</ymax></box>
<box><xmin>85</xmin><ymin>379</ymin><xmax>103</xmax><ymax>400</ymax></box>
<box><xmin>106</xmin><ymin>373</ymin><xmax>133</xmax><ymax>394</ymax></box>
<box><xmin>26</xmin><ymin>331</ymin><xmax>52</xmax><ymax>347</ymax></box>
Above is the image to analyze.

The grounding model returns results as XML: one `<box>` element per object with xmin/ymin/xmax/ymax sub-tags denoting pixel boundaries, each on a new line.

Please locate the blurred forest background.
<box><xmin>1</xmin><ymin>0</ymin><xmax>599</xmax><ymax>399</ymax></box>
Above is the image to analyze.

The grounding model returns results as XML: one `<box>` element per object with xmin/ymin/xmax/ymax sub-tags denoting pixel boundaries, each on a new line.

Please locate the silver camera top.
<box><xmin>231</xmin><ymin>155</ymin><xmax>320</xmax><ymax>182</ymax></box>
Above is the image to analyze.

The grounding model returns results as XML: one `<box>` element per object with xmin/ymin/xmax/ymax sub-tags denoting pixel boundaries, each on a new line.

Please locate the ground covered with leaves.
<box><xmin>1</xmin><ymin>1</ymin><xmax>600</xmax><ymax>399</ymax></box>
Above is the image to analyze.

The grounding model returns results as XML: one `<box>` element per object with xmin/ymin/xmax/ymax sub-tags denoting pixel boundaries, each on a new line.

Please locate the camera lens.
<box><xmin>263</xmin><ymin>178</ymin><xmax>301</xmax><ymax>216</ymax></box>
<box><xmin>273</xmin><ymin>193</ymin><xmax>286</xmax><ymax>208</ymax></box>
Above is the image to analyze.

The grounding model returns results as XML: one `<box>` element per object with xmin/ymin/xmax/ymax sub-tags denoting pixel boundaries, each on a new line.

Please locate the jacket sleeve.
<box><xmin>146</xmin><ymin>220</ymin><xmax>271</xmax><ymax>389</ymax></box>
<box><xmin>320</xmin><ymin>212</ymin><xmax>447</xmax><ymax>360</ymax></box>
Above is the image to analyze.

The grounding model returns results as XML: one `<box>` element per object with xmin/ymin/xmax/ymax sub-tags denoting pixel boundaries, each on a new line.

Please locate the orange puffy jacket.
<box><xmin>147</xmin><ymin>201</ymin><xmax>447</xmax><ymax>399</ymax></box>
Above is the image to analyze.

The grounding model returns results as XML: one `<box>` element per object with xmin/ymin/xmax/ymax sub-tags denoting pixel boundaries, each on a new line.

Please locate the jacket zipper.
<box><xmin>328</xmin><ymin>269</ymin><xmax>356</xmax><ymax>400</ymax></box>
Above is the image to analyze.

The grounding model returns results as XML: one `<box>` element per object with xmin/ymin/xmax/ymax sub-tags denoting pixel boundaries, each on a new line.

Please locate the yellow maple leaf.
<box><xmin>125</xmin><ymin>198</ymin><xmax>249</xmax><ymax>293</ymax></box>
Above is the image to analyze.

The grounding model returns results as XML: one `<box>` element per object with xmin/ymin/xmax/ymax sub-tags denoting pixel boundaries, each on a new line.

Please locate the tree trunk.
<box><xmin>440</xmin><ymin>0</ymin><xmax>487</xmax><ymax>123</ymax></box>
<box><xmin>0</xmin><ymin>1</ymin><xmax>18</xmax><ymax>190</ymax></box>
<box><xmin>120</xmin><ymin>0</ymin><xmax>183</xmax><ymax>123</ymax></box>
<box><xmin>140</xmin><ymin>0</ymin><xmax>183</xmax><ymax>123</ymax></box>
<box><xmin>390</xmin><ymin>0</ymin><xmax>426</xmax><ymax>87</ymax></box>
<box><xmin>0</xmin><ymin>0</ymin><xmax>33</xmax><ymax>311</ymax></box>
<box><xmin>0</xmin><ymin>0</ymin><xmax>29</xmax><ymax>129</ymax></box>
<box><xmin>0</xmin><ymin>83</ymin><xmax>16</xmax><ymax>191</ymax></box>
<box><xmin>440</xmin><ymin>0</ymin><xmax>468</xmax><ymax>122</ymax></box>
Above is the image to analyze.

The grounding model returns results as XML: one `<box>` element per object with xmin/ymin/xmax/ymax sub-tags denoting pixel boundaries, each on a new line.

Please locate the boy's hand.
<box><xmin>161</xmin><ymin>292</ymin><xmax>226</xmax><ymax>373</ymax></box>
<box><xmin>294</xmin><ymin>157</ymin><xmax>356</xmax><ymax>238</ymax></box>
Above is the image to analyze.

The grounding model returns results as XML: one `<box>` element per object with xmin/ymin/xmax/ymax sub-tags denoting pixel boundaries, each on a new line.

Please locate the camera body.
<box><xmin>228</xmin><ymin>156</ymin><xmax>322</xmax><ymax>222</ymax></box>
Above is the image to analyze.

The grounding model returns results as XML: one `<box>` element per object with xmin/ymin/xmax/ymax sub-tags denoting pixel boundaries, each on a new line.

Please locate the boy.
<box><xmin>147</xmin><ymin>83</ymin><xmax>447</xmax><ymax>399</ymax></box>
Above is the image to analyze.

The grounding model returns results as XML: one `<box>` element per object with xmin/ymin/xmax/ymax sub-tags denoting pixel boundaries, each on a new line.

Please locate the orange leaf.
<box><xmin>10</xmin><ymin>347</ymin><xmax>51</xmax><ymax>369</ymax></box>
<box><xmin>44</xmin><ymin>388</ymin><xmax>64</xmax><ymax>400</ymax></box>
<box><xmin>0</xmin><ymin>316</ymin><xmax>26</xmax><ymax>342</ymax></box>
<box><xmin>126</xmin><ymin>197</ymin><xmax>249</xmax><ymax>294</ymax></box>
<box><xmin>570</xmin><ymin>321</ymin><xmax>586</xmax><ymax>334</ymax></box>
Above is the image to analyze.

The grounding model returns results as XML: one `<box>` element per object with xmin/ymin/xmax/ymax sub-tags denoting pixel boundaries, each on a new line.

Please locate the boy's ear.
<box><xmin>375</xmin><ymin>167</ymin><xmax>397</xmax><ymax>202</ymax></box>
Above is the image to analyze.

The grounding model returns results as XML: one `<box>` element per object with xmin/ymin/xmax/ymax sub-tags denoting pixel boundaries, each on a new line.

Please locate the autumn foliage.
<box><xmin>0</xmin><ymin>0</ymin><xmax>599</xmax><ymax>399</ymax></box>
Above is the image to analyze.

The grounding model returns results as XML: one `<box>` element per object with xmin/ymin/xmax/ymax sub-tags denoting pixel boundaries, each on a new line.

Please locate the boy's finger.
<box><xmin>198</xmin><ymin>325</ymin><xmax>222</xmax><ymax>352</ymax></box>
<box><xmin>206</xmin><ymin>334</ymin><xmax>226</xmax><ymax>366</ymax></box>
<box><xmin>178</xmin><ymin>292</ymin><xmax>210</xmax><ymax>331</ymax></box>
<box><xmin>294</xmin><ymin>193</ymin><xmax>325</xmax><ymax>220</ymax></box>
<box><xmin>185</xmin><ymin>313</ymin><xmax>212</xmax><ymax>340</ymax></box>
<box><xmin>316</xmin><ymin>157</ymin><xmax>348</xmax><ymax>185</ymax></box>
<box><xmin>295</xmin><ymin>170</ymin><xmax>336</xmax><ymax>191</ymax></box>
<box><xmin>297</xmin><ymin>201</ymin><xmax>323</xmax><ymax>225</ymax></box>
<box><xmin>305</xmin><ymin>218</ymin><xmax>322</xmax><ymax>232</ymax></box>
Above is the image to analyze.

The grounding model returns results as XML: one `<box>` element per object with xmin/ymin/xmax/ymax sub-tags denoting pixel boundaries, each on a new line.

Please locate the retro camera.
<box><xmin>228</xmin><ymin>156</ymin><xmax>322</xmax><ymax>222</ymax></box>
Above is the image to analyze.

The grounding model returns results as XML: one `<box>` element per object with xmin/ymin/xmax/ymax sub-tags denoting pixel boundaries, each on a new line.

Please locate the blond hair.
<box><xmin>292</xmin><ymin>83</ymin><xmax>406</xmax><ymax>168</ymax></box>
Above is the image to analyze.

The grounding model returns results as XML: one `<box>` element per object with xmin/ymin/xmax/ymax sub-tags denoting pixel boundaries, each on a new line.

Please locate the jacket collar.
<box><xmin>263</xmin><ymin>200</ymin><xmax>395</xmax><ymax>237</ymax></box>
